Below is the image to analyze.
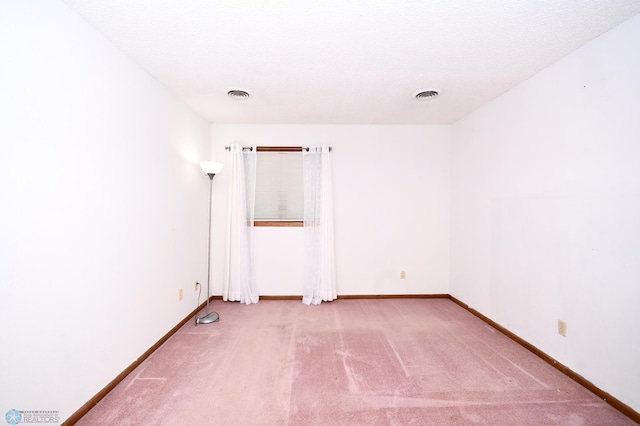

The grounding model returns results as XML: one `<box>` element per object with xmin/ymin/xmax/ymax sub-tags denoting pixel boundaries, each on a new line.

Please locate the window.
<box><xmin>254</xmin><ymin>147</ymin><xmax>303</xmax><ymax>226</ymax></box>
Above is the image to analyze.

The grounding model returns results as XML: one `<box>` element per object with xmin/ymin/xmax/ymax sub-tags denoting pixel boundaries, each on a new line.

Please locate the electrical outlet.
<box><xmin>179</xmin><ymin>288</ymin><xmax>183</xmax><ymax>301</ymax></box>
<box><xmin>400</xmin><ymin>271</ymin><xmax>406</xmax><ymax>279</ymax></box>
<box><xmin>558</xmin><ymin>319</ymin><xmax>567</xmax><ymax>337</ymax></box>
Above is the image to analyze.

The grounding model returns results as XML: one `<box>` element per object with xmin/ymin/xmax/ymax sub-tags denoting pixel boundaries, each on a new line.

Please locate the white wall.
<box><xmin>451</xmin><ymin>14</ymin><xmax>640</xmax><ymax>411</ymax></box>
<box><xmin>209</xmin><ymin>125</ymin><xmax>451</xmax><ymax>296</ymax></box>
<box><xmin>0</xmin><ymin>0</ymin><xmax>211</xmax><ymax>421</ymax></box>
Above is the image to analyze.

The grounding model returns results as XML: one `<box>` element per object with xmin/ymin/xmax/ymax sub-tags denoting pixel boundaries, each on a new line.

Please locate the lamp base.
<box><xmin>196</xmin><ymin>312</ymin><xmax>220</xmax><ymax>324</ymax></box>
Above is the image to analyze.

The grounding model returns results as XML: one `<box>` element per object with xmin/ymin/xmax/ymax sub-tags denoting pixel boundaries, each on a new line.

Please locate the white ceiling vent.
<box><xmin>415</xmin><ymin>90</ymin><xmax>440</xmax><ymax>101</ymax></box>
<box><xmin>227</xmin><ymin>89</ymin><xmax>250</xmax><ymax>100</ymax></box>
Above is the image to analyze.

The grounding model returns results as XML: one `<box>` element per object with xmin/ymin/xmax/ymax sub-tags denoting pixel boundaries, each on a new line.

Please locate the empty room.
<box><xmin>1</xmin><ymin>1</ymin><xmax>639</xmax><ymax>425</ymax></box>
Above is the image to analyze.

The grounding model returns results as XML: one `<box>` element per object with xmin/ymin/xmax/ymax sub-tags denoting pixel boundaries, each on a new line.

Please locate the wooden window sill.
<box><xmin>254</xmin><ymin>221</ymin><xmax>303</xmax><ymax>227</ymax></box>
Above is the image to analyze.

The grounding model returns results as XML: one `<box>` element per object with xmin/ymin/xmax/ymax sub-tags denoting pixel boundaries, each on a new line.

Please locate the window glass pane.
<box><xmin>255</xmin><ymin>152</ymin><xmax>303</xmax><ymax>221</ymax></box>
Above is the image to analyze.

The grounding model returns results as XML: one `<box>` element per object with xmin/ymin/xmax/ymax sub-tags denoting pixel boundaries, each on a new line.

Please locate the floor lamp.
<box><xmin>196</xmin><ymin>161</ymin><xmax>223</xmax><ymax>324</ymax></box>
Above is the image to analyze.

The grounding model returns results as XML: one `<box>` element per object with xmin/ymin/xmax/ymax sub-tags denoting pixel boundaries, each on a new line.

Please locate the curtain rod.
<box><xmin>224</xmin><ymin>146</ymin><xmax>332</xmax><ymax>152</ymax></box>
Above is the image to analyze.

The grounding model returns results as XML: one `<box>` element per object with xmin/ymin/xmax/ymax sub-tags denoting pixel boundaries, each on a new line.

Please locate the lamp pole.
<box><xmin>196</xmin><ymin>162</ymin><xmax>223</xmax><ymax>324</ymax></box>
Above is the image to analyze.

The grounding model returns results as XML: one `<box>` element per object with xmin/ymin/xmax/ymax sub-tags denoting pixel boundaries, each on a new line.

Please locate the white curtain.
<box><xmin>302</xmin><ymin>145</ymin><xmax>337</xmax><ymax>305</ymax></box>
<box><xmin>223</xmin><ymin>144</ymin><xmax>259</xmax><ymax>304</ymax></box>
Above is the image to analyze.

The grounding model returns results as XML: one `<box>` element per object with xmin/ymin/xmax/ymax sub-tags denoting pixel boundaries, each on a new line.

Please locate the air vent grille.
<box><xmin>415</xmin><ymin>90</ymin><xmax>440</xmax><ymax>100</ymax></box>
<box><xmin>227</xmin><ymin>90</ymin><xmax>250</xmax><ymax>100</ymax></box>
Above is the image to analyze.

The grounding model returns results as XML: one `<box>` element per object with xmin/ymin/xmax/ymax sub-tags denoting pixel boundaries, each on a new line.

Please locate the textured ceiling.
<box><xmin>60</xmin><ymin>0</ymin><xmax>640</xmax><ymax>124</ymax></box>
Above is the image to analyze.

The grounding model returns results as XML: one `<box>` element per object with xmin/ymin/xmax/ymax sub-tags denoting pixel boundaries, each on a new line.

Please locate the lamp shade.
<box><xmin>200</xmin><ymin>161</ymin><xmax>223</xmax><ymax>175</ymax></box>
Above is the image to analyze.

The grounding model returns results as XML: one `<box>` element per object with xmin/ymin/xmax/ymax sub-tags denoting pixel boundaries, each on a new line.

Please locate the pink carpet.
<box><xmin>76</xmin><ymin>299</ymin><xmax>635</xmax><ymax>425</ymax></box>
